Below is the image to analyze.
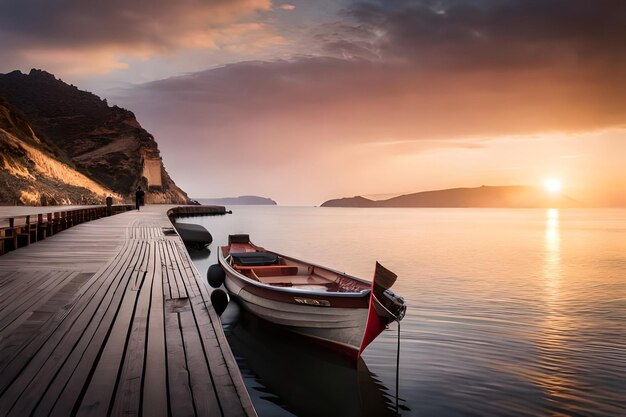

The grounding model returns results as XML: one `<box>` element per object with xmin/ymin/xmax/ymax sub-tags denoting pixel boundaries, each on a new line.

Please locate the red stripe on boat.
<box><xmin>358</xmin><ymin>294</ymin><xmax>386</xmax><ymax>357</ymax></box>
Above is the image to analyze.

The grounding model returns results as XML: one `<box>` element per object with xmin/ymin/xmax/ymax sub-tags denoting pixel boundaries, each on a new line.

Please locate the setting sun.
<box><xmin>544</xmin><ymin>178</ymin><xmax>562</xmax><ymax>194</ymax></box>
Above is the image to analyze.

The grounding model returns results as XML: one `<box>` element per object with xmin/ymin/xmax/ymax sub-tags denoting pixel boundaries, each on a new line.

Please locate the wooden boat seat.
<box><xmin>234</xmin><ymin>265</ymin><xmax>298</xmax><ymax>277</ymax></box>
<box><xmin>229</xmin><ymin>244</ymin><xmax>257</xmax><ymax>254</ymax></box>
<box><xmin>231</xmin><ymin>251</ymin><xmax>278</xmax><ymax>266</ymax></box>
<box><xmin>258</xmin><ymin>275</ymin><xmax>331</xmax><ymax>285</ymax></box>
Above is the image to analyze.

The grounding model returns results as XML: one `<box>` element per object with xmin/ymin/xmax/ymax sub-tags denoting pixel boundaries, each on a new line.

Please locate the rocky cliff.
<box><xmin>0</xmin><ymin>69</ymin><xmax>189</xmax><ymax>205</ymax></box>
<box><xmin>0</xmin><ymin>97</ymin><xmax>121</xmax><ymax>205</ymax></box>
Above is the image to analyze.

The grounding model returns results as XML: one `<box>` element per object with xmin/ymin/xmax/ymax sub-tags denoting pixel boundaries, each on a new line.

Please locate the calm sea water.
<box><xmin>182</xmin><ymin>207</ymin><xmax>626</xmax><ymax>417</ymax></box>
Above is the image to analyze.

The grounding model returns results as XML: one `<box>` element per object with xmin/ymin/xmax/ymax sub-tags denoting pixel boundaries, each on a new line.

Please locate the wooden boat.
<box><xmin>217</xmin><ymin>234</ymin><xmax>406</xmax><ymax>361</ymax></box>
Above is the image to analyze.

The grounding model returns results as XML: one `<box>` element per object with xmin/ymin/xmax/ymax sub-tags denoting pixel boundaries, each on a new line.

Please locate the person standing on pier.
<box><xmin>135</xmin><ymin>186</ymin><xmax>145</xmax><ymax>210</ymax></box>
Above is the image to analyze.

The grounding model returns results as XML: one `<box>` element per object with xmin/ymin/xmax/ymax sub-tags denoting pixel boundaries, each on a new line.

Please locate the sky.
<box><xmin>1</xmin><ymin>0</ymin><xmax>625</xmax><ymax>206</ymax></box>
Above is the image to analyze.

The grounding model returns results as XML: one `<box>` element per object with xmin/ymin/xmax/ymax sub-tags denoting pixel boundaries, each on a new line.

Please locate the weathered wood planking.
<box><xmin>0</xmin><ymin>205</ymin><xmax>135</xmax><ymax>256</ymax></box>
<box><xmin>0</xmin><ymin>205</ymin><xmax>256</xmax><ymax>417</ymax></box>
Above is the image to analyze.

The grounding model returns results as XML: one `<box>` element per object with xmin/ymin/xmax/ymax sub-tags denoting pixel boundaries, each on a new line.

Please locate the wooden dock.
<box><xmin>0</xmin><ymin>205</ymin><xmax>135</xmax><ymax>255</ymax></box>
<box><xmin>0</xmin><ymin>205</ymin><xmax>256</xmax><ymax>417</ymax></box>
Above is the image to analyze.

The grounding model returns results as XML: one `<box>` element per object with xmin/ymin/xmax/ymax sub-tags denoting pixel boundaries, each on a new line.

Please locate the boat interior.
<box><xmin>223</xmin><ymin>243</ymin><xmax>370</xmax><ymax>293</ymax></box>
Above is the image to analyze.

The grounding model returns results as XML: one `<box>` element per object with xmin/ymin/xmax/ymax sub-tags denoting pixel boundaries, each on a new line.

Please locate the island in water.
<box><xmin>195</xmin><ymin>196</ymin><xmax>277</xmax><ymax>206</ymax></box>
<box><xmin>321</xmin><ymin>185</ymin><xmax>580</xmax><ymax>208</ymax></box>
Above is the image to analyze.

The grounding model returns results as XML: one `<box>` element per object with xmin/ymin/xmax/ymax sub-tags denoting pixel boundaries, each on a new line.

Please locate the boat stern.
<box><xmin>358</xmin><ymin>262</ymin><xmax>406</xmax><ymax>357</ymax></box>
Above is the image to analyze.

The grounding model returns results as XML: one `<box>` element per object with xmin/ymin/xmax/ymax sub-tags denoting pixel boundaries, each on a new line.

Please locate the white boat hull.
<box><xmin>217</xmin><ymin>234</ymin><xmax>406</xmax><ymax>360</ymax></box>
<box><xmin>224</xmin><ymin>270</ymin><xmax>370</xmax><ymax>354</ymax></box>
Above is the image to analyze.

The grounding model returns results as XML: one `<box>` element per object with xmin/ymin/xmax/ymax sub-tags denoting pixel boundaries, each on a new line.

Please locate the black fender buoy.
<box><xmin>211</xmin><ymin>289</ymin><xmax>229</xmax><ymax>316</ymax></box>
<box><xmin>175</xmin><ymin>223</ymin><xmax>213</xmax><ymax>248</ymax></box>
<box><xmin>207</xmin><ymin>263</ymin><xmax>226</xmax><ymax>288</ymax></box>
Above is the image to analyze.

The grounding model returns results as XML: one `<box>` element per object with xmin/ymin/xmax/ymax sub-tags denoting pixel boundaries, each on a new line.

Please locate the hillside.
<box><xmin>0</xmin><ymin>97</ymin><xmax>121</xmax><ymax>205</ymax></box>
<box><xmin>0</xmin><ymin>69</ymin><xmax>189</xmax><ymax>204</ymax></box>
<box><xmin>321</xmin><ymin>186</ymin><xmax>580</xmax><ymax>208</ymax></box>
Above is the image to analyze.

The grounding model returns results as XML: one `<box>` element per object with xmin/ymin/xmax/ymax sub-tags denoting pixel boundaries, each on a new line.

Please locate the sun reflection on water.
<box><xmin>537</xmin><ymin>208</ymin><xmax>583</xmax><ymax>409</ymax></box>
<box><xmin>544</xmin><ymin>208</ymin><xmax>561</xmax><ymax>293</ymax></box>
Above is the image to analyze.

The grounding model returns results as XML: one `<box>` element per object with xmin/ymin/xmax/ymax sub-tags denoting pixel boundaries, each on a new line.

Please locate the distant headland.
<box><xmin>321</xmin><ymin>186</ymin><xmax>580</xmax><ymax>208</ymax></box>
<box><xmin>195</xmin><ymin>196</ymin><xmax>277</xmax><ymax>206</ymax></box>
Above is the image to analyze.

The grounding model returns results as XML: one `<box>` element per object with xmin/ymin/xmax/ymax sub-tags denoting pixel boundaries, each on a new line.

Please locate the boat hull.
<box><xmin>222</xmin><ymin>265</ymin><xmax>371</xmax><ymax>359</ymax></box>
<box><xmin>217</xmin><ymin>235</ymin><xmax>406</xmax><ymax>361</ymax></box>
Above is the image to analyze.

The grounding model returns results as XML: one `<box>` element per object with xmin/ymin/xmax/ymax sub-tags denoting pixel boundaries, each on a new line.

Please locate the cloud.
<box><xmin>342</xmin><ymin>0</ymin><xmax>626</xmax><ymax>68</ymax></box>
<box><xmin>124</xmin><ymin>0</ymin><xmax>626</xmax><ymax>133</ymax></box>
<box><xmin>111</xmin><ymin>0</ymin><xmax>625</xmax><ymax>203</ymax></box>
<box><xmin>0</xmin><ymin>0</ymin><xmax>278</xmax><ymax>74</ymax></box>
<box><xmin>125</xmin><ymin>53</ymin><xmax>625</xmax><ymax>150</ymax></box>
<box><xmin>116</xmin><ymin>1</ymin><xmax>624</xmax><ymax>162</ymax></box>
<box><xmin>277</xmin><ymin>4</ymin><xmax>296</xmax><ymax>11</ymax></box>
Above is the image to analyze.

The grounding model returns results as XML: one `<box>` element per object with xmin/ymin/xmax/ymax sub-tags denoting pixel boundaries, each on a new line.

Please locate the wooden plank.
<box><xmin>189</xmin><ymin>297</ymin><xmax>247</xmax><ymax>417</ymax></box>
<box><xmin>0</xmin><ymin>273</ymin><xmax>91</xmax><ymax>365</ymax></box>
<box><xmin>42</xmin><ymin>241</ymin><xmax>145</xmax><ymax>417</ymax></box>
<box><xmin>109</xmin><ymin>264</ymin><xmax>151</xmax><ymax>416</ymax></box>
<box><xmin>0</xmin><ymin>272</ymin><xmax>83</xmax><ymax>338</ymax></box>
<box><xmin>164</xmin><ymin>240</ymin><xmax>190</xmax><ymax>299</ymax></box>
<box><xmin>165</xmin><ymin>306</ymin><xmax>196</xmax><ymax>417</ymax></box>
<box><xmin>0</xmin><ymin>269</ymin><xmax>18</xmax><ymax>279</ymax></box>
<box><xmin>174</xmin><ymin>236</ymin><xmax>249</xmax><ymax>416</ymax></box>
<box><xmin>167</xmin><ymin>240</ymin><xmax>199</xmax><ymax>298</ymax></box>
<box><xmin>179</xmin><ymin>307</ymin><xmax>221</xmax><ymax>416</ymax></box>
<box><xmin>0</xmin><ymin>310</ymin><xmax>54</xmax><ymax>373</ymax></box>
<box><xmin>0</xmin><ymin>239</ymin><xmax>133</xmax><ymax>381</ymax></box>
<box><xmin>168</xmin><ymin>240</ymin><xmax>188</xmax><ymax>299</ymax></box>
<box><xmin>76</xmin><ymin>241</ymin><xmax>150</xmax><ymax>417</ymax></box>
<box><xmin>161</xmin><ymin>241</ymin><xmax>173</xmax><ymax>300</ymax></box>
<box><xmin>178</xmin><ymin>242</ymin><xmax>205</xmax><ymax>296</ymax></box>
<box><xmin>0</xmin><ymin>270</ymin><xmax>23</xmax><ymax>289</ymax></box>
<box><xmin>0</xmin><ymin>240</ymin><xmax>138</xmax><ymax>416</ymax></box>
<box><xmin>0</xmin><ymin>270</ymin><xmax>48</xmax><ymax>306</ymax></box>
<box><xmin>142</xmin><ymin>241</ymin><xmax>169</xmax><ymax>417</ymax></box>
<box><xmin>169</xmin><ymin>240</ymin><xmax>248</xmax><ymax>415</ymax></box>
<box><xmin>189</xmin><ymin>261</ymin><xmax>255</xmax><ymax>417</ymax></box>
<box><xmin>36</xmin><ymin>245</ymin><xmax>137</xmax><ymax>415</ymax></box>
<box><xmin>0</xmin><ymin>271</ymin><xmax>66</xmax><ymax>323</ymax></box>
<box><xmin>0</xmin><ymin>205</ymin><xmax>256</xmax><ymax>417</ymax></box>
<box><xmin>160</xmin><ymin>241</ymin><xmax>180</xmax><ymax>300</ymax></box>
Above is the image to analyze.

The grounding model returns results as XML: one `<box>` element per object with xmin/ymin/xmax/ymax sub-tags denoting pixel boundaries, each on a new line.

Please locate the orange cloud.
<box><xmin>0</xmin><ymin>0</ymin><xmax>277</xmax><ymax>75</ymax></box>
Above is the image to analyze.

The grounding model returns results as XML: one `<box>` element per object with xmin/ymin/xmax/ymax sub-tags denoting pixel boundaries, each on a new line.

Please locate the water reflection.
<box><xmin>543</xmin><ymin>208</ymin><xmax>561</xmax><ymax>293</ymax></box>
<box><xmin>537</xmin><ymin>208</ymin><xmax>582</xmax><ymax>412</ymax></box>
<box><xmin>186</xmin><ymin>207</ymin><xmax>626</xmax><ymax>417</ymax></box>
<box><xmin>187</xmin><ymin>246</ymin><xmax>211</xmax><ymax>261</ymax></box>
<box><xmin>222</xmin><ymin>305</ymin><xmax>396</xmax><ymax>417</ymax></box>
